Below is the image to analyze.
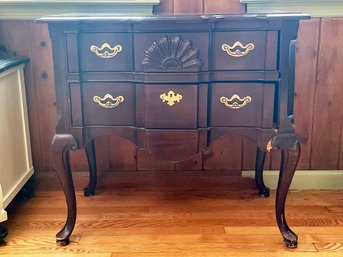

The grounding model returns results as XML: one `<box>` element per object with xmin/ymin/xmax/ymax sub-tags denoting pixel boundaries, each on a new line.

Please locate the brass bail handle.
<box><xmin>221</xmin><ymin>41</ymin><xmax>254</xmax><ymax>57</ymax></box>
<box><xmin>220</xmin><ymin>94</ymin><xmax>252</xmax><ymax>109</ymax></box>
<box><xmin>93</xmin><ymin>94</ymin><xmax>124</xmax><ymax>109</ymax></box>
<box><xmin>90</xmin><ymin>43</ymin><xmax>123</xmax><ymax>59</ymax></box>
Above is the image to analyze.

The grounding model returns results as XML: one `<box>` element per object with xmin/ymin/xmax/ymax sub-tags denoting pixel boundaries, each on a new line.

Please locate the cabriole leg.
<box><xmin>50</xmin><ymin>134</ymin><xmax>78</xmax><ymax>246</ymax></box>
<box><xmin>274</xmin><ymin>139</ymin><xmax>300</xmax><ymax>248</ymax></box>
<box><xmin>255</xmin><ymin>147</ymin><xmax>270</xmax><ymax>197</ymax></box>
<box><xmin>84</xmin><ymin>139</ymin><xmax>97</xmax><ymax>196</ymax></box>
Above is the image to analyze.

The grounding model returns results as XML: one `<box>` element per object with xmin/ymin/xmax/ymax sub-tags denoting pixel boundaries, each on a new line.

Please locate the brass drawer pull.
<box><xmin>222</xmin><ymin>41</ymin><xmax>254</xmax><ymax>57</ymax></box>
<box><xmin>160</xmin><ymin>90</ymin><xmax>182</xmax><ymax>106</ymax></box>
<box><xmin>220</xmin><ymin>94</ymin><xmax>252</xmax><ymax>109</ymax></box>
<box><xmin>90</xmin><ymin>43</ymin><xmax>122</xmax><ymax>59</ymax></box>
<box><xmin>93</xmin><ymin>94</ymin><xmax>124</xmax><ymax>108</ymax></box>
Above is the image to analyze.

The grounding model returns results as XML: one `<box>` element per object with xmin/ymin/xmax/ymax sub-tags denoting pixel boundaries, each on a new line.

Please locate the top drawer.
<box><xmin>212</xmin><ymin>31</ymin><xmax>278</xmax><ymax>71</ymax></box>
<box><xmin>76</xmin><ymin>33</ymin><xmax>133</xmax><ymax>72</ymax></box>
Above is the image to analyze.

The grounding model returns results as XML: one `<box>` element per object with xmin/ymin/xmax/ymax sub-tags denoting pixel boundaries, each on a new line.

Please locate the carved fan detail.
<box><xmin>142</xmin><ymin>35</ymin><xmax>203</xmax><ymax>71</ymax></box>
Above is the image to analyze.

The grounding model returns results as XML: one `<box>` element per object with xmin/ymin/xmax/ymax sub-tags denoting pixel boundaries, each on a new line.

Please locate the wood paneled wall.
<box><xmin>0</xmin><ymin>0</ymin><xmax>342</xmax><ymax>174</ymax></box>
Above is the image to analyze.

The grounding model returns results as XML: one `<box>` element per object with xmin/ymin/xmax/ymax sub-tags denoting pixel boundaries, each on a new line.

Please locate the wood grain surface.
<box><xmin>2</xmin><ymin>172</ymin><xmax>343</xmax><ymax>256</ymax></box>
<box><xmin>311</xmin><ymin>18</ymin><xmax>343</xmax><ymax>169</ymax></box>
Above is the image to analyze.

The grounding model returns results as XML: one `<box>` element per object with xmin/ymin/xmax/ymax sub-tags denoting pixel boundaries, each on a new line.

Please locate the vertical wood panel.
<box><xmin>153</xmin><ymin>0</ymin><xmax>174</xmax><ymax>14</ymax></box>
<box><xmin>294</xmin><ymin>19</ymin><xmax>320</xmax><ymax>169</ymax></box>
<box><xmin>311</xmin><ymin>18</ymin><xmax>343</xmax><ymax>169</ymax></box>
<box><xmin>27</xmin><ymin>22</ymin><xmax>56</xmax><ymax>172</ymax></box>
<box><xmin>0</xmin><ymin>21</ymin><xmax>43</xmax><ymax>171</ymax></box>
<box><xmin>173</xmin><ymin>0</ymin><xmax>203</xmax><ymax>14</ymax></box>
<box><xmin>204</xmin><ymin>0</ymin><xmax>245</xmax><ymax>14</ymax></box>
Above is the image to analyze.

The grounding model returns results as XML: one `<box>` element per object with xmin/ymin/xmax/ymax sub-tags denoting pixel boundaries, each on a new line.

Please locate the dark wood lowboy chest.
<box><xmin>38</xmin><ymin>13</ymin><xmax>309</xmax><ymax>248</ymax></box>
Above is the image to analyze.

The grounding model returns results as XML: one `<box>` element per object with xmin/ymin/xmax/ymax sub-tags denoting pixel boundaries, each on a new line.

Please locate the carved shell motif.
<box><xmin>142</xmin><ymin>35</ymin><xmax>203</xmax><ymax>71</ymax></box>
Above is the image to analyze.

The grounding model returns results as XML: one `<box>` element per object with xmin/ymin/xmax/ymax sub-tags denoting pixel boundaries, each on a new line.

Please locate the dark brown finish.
<box><xmin>40</xmin><ymin>13</ymin><xmax>308</xmax><ymax>247</ymax></box>
<box><xmin>82</xmin><ymin>83</ymin><xmax>135</xmax><ymax>126</ymax></box>
<box><xmin>77</xmin><ymin>32</ymin><xmax>133</xmax><ymax>72</ymax></box>
<box><xmin>137</xmin><ymin>149</ymin><xmax>174</xmax><ymax>170</ymax></box>
<box><xmin>84</xmin><ymin>139</ymin><xmax>97</xmax><ymax>196</ymax></box>
<box><xmin>141</xmin><ymin>35</ymin><xmax>204</xmax><ymax>72</ymax></box>
<box><xmin>212</xmin><ymin>31</ymin><xmax>277</xmax><ymax>70</ymax></box>
<box><xmin>255</xmin><ymin>148</ymin><xmax>269</xmax><ymax>197</ymax></box>
<box><xmin>143</xmin><ymin>84</ymin><xmax>198</xmax><ymax>129</ymax></box>
<box><xmin>108</xmin><ymin>135</ymin><xmax>137</xmax><ymax>171</ymax></box>
<box><xmin>0</xmin><ymin>3</ymin><xmax>330</xmax><ymax>174</ymax></box>
<box><xmin>50</xmin><ymin>134</ymin><xmax>78</xmax><ymax>246</ymax></box>
<box><xmin>210</xmin><ymin>83</ymin><xmax>275</xmax><ymax>127</ymax></box>
<box><xmin>135</xmin><ymin>33</ymin><xmax>208</xmax><ymax>72</ymax></box>
<box><xmin>0</xmin><ymin>2</ymin><xmax>338</xmax><ymax>174</ymax></box>
<box><xmin>273</xmin><ymin>137</ymin><xmax>301</xmax><ymax>248</ymax></box>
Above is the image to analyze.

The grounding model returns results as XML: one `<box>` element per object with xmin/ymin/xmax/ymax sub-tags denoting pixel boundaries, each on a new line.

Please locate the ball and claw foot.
<box><xmin>56</xmin><ymin>237</ymin><xmax>70</xmax><ymax>246</ymax></box>
<box><xmin>83</xmin><ymin>187</ymin><xmax>95</xmax><ymax>197</ymax></box>
<box><xmin>284</xmin><ymin>238</ymin><xmax>298</xmax><ymax>248</ymax></box>
<box><xmin>283</xmin><ymin>231</ymin><xmax>298</xmax><ymax>248</ymax></box>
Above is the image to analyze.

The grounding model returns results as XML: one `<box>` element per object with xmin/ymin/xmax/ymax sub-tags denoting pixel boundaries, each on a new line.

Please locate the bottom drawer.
<box><xmin>210</xmin><ymin>83</ymin><xmax>275</xmax><ymax>127</ymax></box>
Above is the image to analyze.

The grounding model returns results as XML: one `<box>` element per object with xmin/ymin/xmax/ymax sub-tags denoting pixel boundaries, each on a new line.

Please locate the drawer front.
<box><xmin>212</xmin><ymin>31</ymin><xmax>277</xmax><ymax>70</ymax></box>
<box><xmin>210</xmin><ymin>83</ymin><xmax>275</xmax><ymax>127</ymax></box>
<box><xmin>82</xmin><ymin>83</ymin><xmax>135</xmax><ymax>126</ymax></box>
<box><xmin>78</xmin><ymin>33</ymin><xmax>133</xmax><ymax>72</ymax></box>
<box><xmin>143</xmin><ymin>85</ymin><xmax>198</xmax><ymax>129</ymax></box>
<box><xmin>134</xmin><ymin>33</ymin><xmax>208</xmax><ymax>72</ymax></box>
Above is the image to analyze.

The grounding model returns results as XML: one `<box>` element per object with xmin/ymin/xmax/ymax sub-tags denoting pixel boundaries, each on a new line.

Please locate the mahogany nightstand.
<box><xmin>39</xmin><ymin>13</ymin><xmax>309</xmax><ymax>248</ymax></box>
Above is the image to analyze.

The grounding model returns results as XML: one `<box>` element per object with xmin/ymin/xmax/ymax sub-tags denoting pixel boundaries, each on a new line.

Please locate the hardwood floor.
<box><xmin>1</xmin><ymin>171</ymin><xmax>343</xmax><ymax>257</ymax></box>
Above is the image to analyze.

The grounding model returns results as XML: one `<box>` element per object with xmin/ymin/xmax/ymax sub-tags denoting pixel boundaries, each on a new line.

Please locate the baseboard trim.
<box><xmin>242</xmin><ymin>170</ymin><xmax>343</xmax><ymax>190</ymax></box>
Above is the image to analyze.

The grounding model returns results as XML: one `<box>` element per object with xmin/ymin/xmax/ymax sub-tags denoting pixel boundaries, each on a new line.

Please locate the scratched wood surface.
<box><xmin>1</xmin><ymin>0</ymin><xmax>343</xmax><ymax>176</ymax></box>
<box><xmin>2</xmin><ymin>172</ymin><xmax>343</xmax><ymax>256</ymax></box>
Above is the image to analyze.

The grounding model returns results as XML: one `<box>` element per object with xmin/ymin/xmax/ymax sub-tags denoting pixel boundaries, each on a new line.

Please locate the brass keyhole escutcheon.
<box><xmin>160</xmin><ymin>90</ymin><xmax>183</xmax><ymax>106</ymax></box>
